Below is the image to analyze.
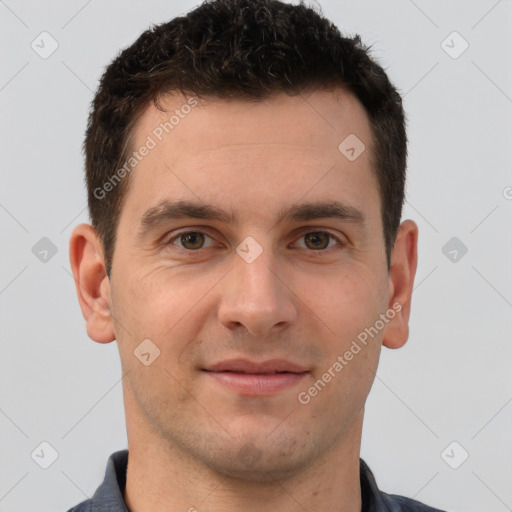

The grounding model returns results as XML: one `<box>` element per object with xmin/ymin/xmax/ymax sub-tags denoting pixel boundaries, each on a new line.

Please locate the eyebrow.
<box><xmin>137</xmin><ymin>199</ymin><xmax>368</xmax><ymax>238</ymax></box>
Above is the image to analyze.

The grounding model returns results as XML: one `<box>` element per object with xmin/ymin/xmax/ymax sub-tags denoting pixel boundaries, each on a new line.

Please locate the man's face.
<box><xmin>93</xmin><ymin>88</ymin><xmax>404</xmax><ymax>478</ymax></box>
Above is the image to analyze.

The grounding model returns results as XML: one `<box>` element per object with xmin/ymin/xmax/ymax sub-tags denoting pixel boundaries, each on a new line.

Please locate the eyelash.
<box><xmin>164</xmin><ymin>229</ymin><xmax>346</xmax><ymax>253</ymax></box>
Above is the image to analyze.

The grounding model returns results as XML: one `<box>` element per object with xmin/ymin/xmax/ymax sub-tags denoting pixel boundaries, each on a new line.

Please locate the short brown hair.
<box><xmin>84</xmin><ymin>0</ymin><xmax>407</xmax><ymax>277</ymax></box>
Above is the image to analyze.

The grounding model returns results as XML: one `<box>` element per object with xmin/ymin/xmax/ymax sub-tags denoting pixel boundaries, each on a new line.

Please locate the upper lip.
<box><xmin>202</xmin><ymin>358</ymin><xmax>308</xmax><ymax>374</ymax></box>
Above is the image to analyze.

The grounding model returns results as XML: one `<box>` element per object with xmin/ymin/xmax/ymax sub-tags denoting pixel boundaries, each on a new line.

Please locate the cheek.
<box><xmin>301</xmin><ymin>269</ymin><xmax>384</xmax><ymax>414</ymax></box>
<box><xmin>121</xmin><ymin>264</ymin><xmax>189</xmax><ymax>323</ymax></box>
<box><xmin>301</xmin><ymin>265</ymin><xmax>386</xmax><ymax>339</ymax></box>
<box><xmin>110</xmin><ymin>266</ymin><xmax>177</xmax><ymax>357</ymax></box>
<box><xmin>116</xmin><ymin>267</ymin><xmax>216</xmax><ymax>356</ymax></box>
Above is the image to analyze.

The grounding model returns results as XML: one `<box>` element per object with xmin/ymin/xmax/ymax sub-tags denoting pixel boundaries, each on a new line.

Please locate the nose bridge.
<box><xmin>238</xmin><ymin>245</ymin><xmax>279</xmax><ymax>299</ymax></box>
<box><xmin>217</xmin><ymin>238</ymin><xmax>297</xmax><ymax>335</ymax></box>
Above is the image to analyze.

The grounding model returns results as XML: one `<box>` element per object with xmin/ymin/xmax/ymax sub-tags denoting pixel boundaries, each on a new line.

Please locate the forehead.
<box><xmin>133</xmin><ymin>88</ymin><xmax>372</xmax><ymax>161</ymax></box>
<box><xmin>121</xmin><ymin>88</ymin><xmax>379</xmax><ymax>229</ymax></box>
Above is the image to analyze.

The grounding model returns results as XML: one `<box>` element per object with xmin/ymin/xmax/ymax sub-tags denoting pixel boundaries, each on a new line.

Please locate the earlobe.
<box><xmin>69</xmin><ymin>223</ymin><xmax>116</xmax><ymax>344</ymax></box>
<box><xmin>382</xmin><ymin>220</ymin><xmax>419</xmax><ymax>350</ymax></box>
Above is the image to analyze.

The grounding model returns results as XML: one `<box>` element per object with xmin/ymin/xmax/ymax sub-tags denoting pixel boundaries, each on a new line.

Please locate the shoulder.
<box><xmin>64</xmin><ymin>502</ymin><xmax>92</xmax><ymax>512</ymax></box>
<box><xmin>379</xmin><ymin>490</ymin><xmax>449</xmax><ymax>511</ymax></box>
<box><xmin>359</xmin><ymin>458</ymin><xmax>448</xmax><ymax>512</ymax></box>
<box><xmin>63</xmin><ymin>449</ymin><xmax>128</xmax><ymax>512</ymax></box>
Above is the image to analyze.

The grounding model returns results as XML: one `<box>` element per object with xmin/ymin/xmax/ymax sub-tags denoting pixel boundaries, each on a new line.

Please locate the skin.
<box><xmin>69</xmin><ymin>87</ymin><xmax>418</xmax><ymax>512</ymax></box>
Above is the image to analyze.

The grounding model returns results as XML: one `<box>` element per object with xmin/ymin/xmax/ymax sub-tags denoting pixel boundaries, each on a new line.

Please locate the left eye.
<box><xmin>294</xmin><ymin>231</ymin><xmax>341</xmax><ymax>251</ymax></box>
<box><xmin>165</xmin><ymin>230</ymin><xmax>342</xmax><ymax>252</ymax></box>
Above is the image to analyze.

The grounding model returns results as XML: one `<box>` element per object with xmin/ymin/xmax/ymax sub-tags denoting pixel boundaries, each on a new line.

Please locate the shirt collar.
<box><xmin>89</xmin><ymin>450</ymin><xmax>129</xmax><ymax>512</ymax></box>
<box><xmin>90</xmin><ymin>450</ymin><xmax>389</xmax><ymax>511</ymax></box>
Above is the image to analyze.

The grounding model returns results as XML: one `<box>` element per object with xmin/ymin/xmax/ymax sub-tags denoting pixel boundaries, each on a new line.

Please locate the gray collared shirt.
<box><xmin>65</xmin><ymin>450</ymin><xmax>448</xmax><ymax>511</ymax></box>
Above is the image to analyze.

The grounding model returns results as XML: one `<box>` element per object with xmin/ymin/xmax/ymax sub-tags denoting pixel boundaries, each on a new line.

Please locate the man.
<box><xmin>67</xmin><ymin>0</ymin><xmax>446</xmax><ymax>510</ymax></box>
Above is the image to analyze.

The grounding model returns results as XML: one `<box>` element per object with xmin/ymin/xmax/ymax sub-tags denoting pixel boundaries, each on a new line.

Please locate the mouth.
<box><xmin>201</xmin><ymin>359</ymin><xmax>309</xmax><ymax>395</ymax></box>
<box><xmin>204</xmin><ymin>370</ymin><xmax>297</xmax><ymax>374</ymax></box>
<box><xmin>202</xmin><ymin>358</ymin><xmax>308</xmax><ymax>374</ymax></box>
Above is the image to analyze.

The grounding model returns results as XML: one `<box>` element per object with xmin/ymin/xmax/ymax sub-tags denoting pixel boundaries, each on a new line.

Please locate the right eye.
<box><xmin>164</xmin><ymin>230</ymin><xmax>217</xmax><ymax>252</ymax></box>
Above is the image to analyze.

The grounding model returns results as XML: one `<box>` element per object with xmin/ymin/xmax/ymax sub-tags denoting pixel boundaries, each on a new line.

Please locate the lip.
<box><xmin>202</xmin><ymin>370</ymin><xmax>308</xmax><ymax>395</ymax></box>
<box><xmin>201</xmin><ymin>359</ymin><xmax>309</xmax><ymax>396</ymax></box>
<box><xmin>203</xmin><ymin>358</ymin><xmax>308</xmax><ymax>374</ymax></box>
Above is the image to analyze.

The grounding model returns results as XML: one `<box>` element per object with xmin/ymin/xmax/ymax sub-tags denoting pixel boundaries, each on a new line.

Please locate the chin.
<box><xmin>197</xmin><ymin>435</ymin><xmax>319</xmax><ymax>483</ymax></box>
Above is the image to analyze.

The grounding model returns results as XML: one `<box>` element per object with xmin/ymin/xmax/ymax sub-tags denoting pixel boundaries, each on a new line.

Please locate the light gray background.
<box><xmin>1</xmin><ymin>1</ymin><xmax>511</xmax><ymax>511</ymax></box>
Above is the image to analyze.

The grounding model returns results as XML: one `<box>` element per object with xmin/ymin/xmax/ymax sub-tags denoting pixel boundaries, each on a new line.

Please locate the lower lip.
<box><xmin>202</xmin><ymin>370</ymin><xmax>308</xmax><ymax>395</ymax></box>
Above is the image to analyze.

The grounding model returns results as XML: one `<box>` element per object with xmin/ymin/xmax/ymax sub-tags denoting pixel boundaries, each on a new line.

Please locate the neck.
<box><xmin>123</xmin><ymin>409</ymin><xmax>364</xmax><ymax>512</ymax></box>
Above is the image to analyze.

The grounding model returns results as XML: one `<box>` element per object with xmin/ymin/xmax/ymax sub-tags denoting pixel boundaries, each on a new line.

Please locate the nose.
<box><xmin>217</xmin><ymin>245</ymin><xmax>298</xmax><ymax>337</ymax></box>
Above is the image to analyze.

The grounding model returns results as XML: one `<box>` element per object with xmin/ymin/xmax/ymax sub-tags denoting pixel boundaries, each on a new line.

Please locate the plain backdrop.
<box><xmin>0</xmin><ymin>1</ymin><xmax>511</xmax><ymax>511</ymax></box>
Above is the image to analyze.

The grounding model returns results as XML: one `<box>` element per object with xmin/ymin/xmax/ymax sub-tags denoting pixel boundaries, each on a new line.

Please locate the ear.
<box><xmin>69</xmin><ymin>223</ymin><xmax>115</xmax><ymax>343</ymax></box>
<box><xmin>382</xmin><ymin>219</ymin><xmax>419</xmax><ymax>349</ymax></box>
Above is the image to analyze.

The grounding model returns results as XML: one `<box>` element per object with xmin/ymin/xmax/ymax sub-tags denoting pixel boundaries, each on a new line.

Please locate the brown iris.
<box><xmin>180</xmin><ymin>232</ymin><xmax>205</xmax><ymax>250</ymax></box>
<box><xmin>303</xmin><ymin>232</ymin><xmax>330</xmax><ymax>250</ymax></box>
